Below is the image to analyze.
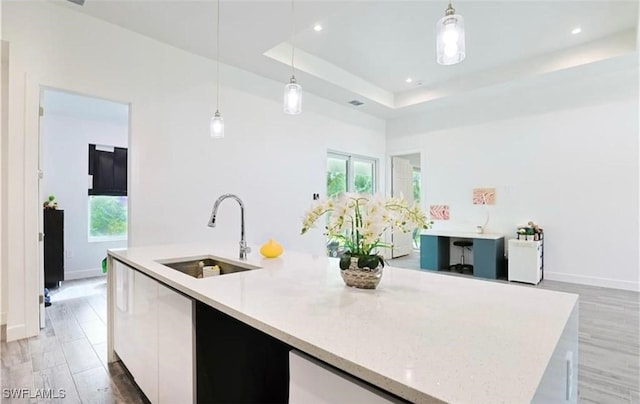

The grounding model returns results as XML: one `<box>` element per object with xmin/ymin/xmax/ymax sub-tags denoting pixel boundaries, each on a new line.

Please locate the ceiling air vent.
<box><xmin>348</xmin><ymin>100</ymin><xmax>364</xmax><ymax>106</ymax></box>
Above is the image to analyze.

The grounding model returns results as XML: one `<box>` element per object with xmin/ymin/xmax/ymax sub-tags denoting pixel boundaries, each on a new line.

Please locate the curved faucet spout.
<box><xmin>208</xmin><ymin>194</ymin><xmax>250</xmax><ymax>260</ymax></box>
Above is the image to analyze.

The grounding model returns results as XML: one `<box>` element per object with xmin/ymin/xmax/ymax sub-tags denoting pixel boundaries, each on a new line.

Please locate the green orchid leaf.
<box><xmin>357</xmin><ymin>255</ymin><xmax>380</xmax><ymax>269</ymax></box>
<box><xmin>339</xmin><ymin>255</ymin><xmax>352</xmax><ymax>270</ymax></box>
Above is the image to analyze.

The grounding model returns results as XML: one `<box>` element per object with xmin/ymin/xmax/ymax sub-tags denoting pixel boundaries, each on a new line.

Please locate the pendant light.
<box><xmin>284</xmin><ymin>0</ymin><xmax>302</xmax><ymax>115</ymax></box>
<box><xmin>436</xmin><ymin>1</ymin><xmax>465</xmax><ymax>65</ymax></box>
<box><xmin>210</xmin><ymin>0</ymin><xmax>224</xmax><ymax>138</ymax></box>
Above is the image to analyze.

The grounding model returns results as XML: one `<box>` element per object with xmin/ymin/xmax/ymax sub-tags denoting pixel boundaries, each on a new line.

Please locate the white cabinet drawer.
<box><xmin>289</xmin><ymin>351</ymin><xmax>396</xmax><ymax>403</ymax></box>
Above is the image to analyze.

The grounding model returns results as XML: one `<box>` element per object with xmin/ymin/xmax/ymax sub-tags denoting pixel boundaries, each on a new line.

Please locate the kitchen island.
<box><xmin>107</xmin><ymin>243</ymin><xmax>578</xmax><ymax>403</ymax></box>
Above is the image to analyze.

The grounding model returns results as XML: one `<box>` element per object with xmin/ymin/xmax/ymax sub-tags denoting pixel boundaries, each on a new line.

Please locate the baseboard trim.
<box><xmin>6</xmin><ymin>323</ymin><xmax>27</xmax><ymax>342</ymax></box>
<box><xmin>64</xmin><ymin>268</ymin><xmax>105</xmax><ymax>281</ymax></box>
<box><xmin>544</xmin><ymin>271</ymin><xmax>639</xmax><ymax>292</ymax></box>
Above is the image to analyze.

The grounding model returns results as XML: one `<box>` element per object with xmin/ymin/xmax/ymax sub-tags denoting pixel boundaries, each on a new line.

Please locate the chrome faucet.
<box><xmin>208</xmin><ymin>194</ymin><xmax>251</xmax><ymax>260</ymax></box>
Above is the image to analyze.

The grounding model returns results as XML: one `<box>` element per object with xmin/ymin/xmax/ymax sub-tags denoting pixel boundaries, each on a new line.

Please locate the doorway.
<box><xmin>39</xmin><ymin>89</ymin><xmax>130</xmax><ymax>327</ymax></box>
<box><xmin>390</xmin><ymin>153</ymin><xmax>422</xmax><ymax>258</ymax></box>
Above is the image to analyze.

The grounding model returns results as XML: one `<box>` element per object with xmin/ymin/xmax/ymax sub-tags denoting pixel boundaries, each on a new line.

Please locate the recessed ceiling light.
<box><xmin>405</xmin><ymin>78</ymin><xmax>413</xmax><ymax>83</ymax></box>
<box><xmin>313</xmin><ymin>24</ymin><xmax>323</xmax><ymax>32</ymax></box>
<box><xmin>571</xmin><ymin>27</ymin><xmax>582</xmax><ymax>35</ymax></box>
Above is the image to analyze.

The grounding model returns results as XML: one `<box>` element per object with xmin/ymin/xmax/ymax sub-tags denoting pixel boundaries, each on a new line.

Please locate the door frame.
<box><xmin>38</xmin><ymin>88</ymin><xmax>45</xmax><ymax>329</ymax></box>
<box><xmin>387</xmin><ymin>149</ymin><xmax>423</xmax><ymax>201</ymax></box>
<box><xmin>38</xmin><ymin>86</ymin><xmax>132</xmax><ymax>325</ymax></box>
<box><xmin>7</xmin><ymin>73</ymin><xmax>132</xmax><ymax>340</ymax></box>
<box><xmin>386</xmin><ymin>150</ymin><xmax>423</xmax><ymax>256</ymax></box>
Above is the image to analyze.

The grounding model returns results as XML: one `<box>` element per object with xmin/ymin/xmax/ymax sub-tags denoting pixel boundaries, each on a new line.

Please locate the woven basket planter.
<box><xmin>340</xmin><ymin>256</ymin><xmax>383</xmax><ymax>289</ymax></box>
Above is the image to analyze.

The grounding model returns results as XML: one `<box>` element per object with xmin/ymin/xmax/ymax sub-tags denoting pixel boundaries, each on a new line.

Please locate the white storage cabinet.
<box><xmin>113</xmin><ymin>260</ymin><xmax>195</xmax><ymax>403</ymax></box>
<box><xmin>508</xmin><ymin>239</ymin><xmax>543</xmax><ymax>285</ymax></box>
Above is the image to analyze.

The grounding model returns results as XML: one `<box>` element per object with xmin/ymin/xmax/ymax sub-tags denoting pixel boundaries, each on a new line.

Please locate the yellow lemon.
<box><xmin>260</xmin><ymin>239</ymin><xmax>283</xmax><ymax>258</ymax></box>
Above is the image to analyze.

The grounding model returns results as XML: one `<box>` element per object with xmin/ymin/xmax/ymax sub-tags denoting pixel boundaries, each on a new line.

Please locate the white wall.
<box><xmin>42</xmin><ymin>106</ymin><xmax>128</xmax><ymax>280</ymax></box>
<box><xmin>2</xmin><ymin>2</ymin><xmax>386</xmax><ymax>340</ymax></box>
<box><xmin>388</xmin><ymin>96</ymin><xmax>639</xmax><ymax>291</ymax></box>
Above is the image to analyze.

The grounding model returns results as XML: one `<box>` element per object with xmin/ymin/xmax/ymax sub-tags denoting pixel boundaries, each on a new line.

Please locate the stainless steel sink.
<box><xmin>157</xmin><ymin>257</ymin><xmax>260</xmax><ymax>279</ymax></box>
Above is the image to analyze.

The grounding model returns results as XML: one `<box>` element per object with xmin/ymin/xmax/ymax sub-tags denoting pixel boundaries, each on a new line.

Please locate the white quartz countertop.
<box><xmin>421</xmin><ymin>229</ymin><xmax>505</xmax><ymax>240</ymax></box>
<box><xmin>108</xmin><ymin>243</ymin><xmax>577</xmax><ymax>404</ymax></box>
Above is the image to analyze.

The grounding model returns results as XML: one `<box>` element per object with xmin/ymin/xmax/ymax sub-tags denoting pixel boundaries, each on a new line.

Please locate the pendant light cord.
<box><xmin>290</xmin><ymin>0</ymin><xmax>295</xmax><ymax>77</ymax></box>
<box><xmin>216</xmin><ymin>0</ymin><xmax>220</xmax><ymax>110</ymax></box>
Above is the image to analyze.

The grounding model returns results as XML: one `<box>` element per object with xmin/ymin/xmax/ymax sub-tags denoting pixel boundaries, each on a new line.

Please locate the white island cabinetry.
<box><xmin>289</xmin><ymin>350</ymin><xmax>397</xmax><ymax>403</ymax></box>
<box><xmin>107</xmin><ymin>243</ymin><xmax>578</xmax><ymax>404</ymax></box>
<box><xmin>113</xmin><ymin>259</ymin><xmax>194</xmax><ymax>404</ymax></box>
<box><xmin>158</xmin><ymin>280</ymin><xmax>194</xmax><ymax>404</ymax></box>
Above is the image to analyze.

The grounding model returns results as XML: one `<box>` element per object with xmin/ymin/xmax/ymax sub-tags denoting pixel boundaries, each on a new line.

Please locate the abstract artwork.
<box><xmin>429</xmin><ymin>204</ymin><xmax>449</xmax><ymax>220</ymax></box>
<box><xmin>472</xmin><ymin>188</ymin><xmax>496</xmax><ymax>205</ymax></box>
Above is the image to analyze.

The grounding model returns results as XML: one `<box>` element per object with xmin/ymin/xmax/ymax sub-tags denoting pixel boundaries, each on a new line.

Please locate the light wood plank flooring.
<box><xmin>2</xmin><ymin>266</ymin><xmax>639</xmax><ymax>403</ymax></box>
<box><xmin>1</xmin><ymin>277</ymin><xmax>146</xmax><ymax>403</ymax></box>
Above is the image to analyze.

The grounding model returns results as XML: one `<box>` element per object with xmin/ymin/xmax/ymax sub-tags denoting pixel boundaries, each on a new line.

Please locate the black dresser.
<box><xmin>44</xmin><ymin>209</ymin><xmax>64</xmax><ymax>288</ymax></box>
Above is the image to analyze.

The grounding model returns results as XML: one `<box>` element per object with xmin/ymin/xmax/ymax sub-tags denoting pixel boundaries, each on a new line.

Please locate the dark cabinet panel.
<box><xmin>196</xmin><ymin>301</ymin><xmax>290</xmax><ymax>403</ymax></box>
<box><xmin>44</xmin><ymin>209</ymin><xmax>64</xmax><ymax>288</ymax></box>
<box><xmin>88</xmin><ymin>144</ymin><xmax>127</xmax><ymax>196</ymax></box>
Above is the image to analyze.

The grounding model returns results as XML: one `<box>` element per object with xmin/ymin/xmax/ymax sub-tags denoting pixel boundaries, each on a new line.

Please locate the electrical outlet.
<box><xmin>65</xmin><ymin>249</ymin><xmax>73</xmax><ymax>259</ymax></box>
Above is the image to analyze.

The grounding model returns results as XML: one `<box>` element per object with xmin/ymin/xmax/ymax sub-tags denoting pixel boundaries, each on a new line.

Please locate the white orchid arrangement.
<box><xmin>301</xmin><ymin>193</ymin><xmax>432</xmax><ymax>267</ymax></box>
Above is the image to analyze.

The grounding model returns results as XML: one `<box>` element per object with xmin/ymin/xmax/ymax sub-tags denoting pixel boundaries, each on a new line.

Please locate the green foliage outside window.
<box><xmin>353</xmin><ymin>161</ymin><xmax>373</xmax><ymax>194</ymax></box>
<box><xmin>327</xmin><ymin>171</ymin><xmax>346</xmax><ymax>198</ymax></box>
<box><xmin>354</xmin><ymin>174</ymin><xmax>372</xmax><ymax>194</ymax></box>
<box><xmin>327</xmin><ymin>157</ymin><xmax>347</xmax><ymax>197</ymax></box>
<box><xmin>412</xmin><ymin>170</ymin><xmax>421</xmax><ymax>248</ymax></box>
<box><xmin>89</xmin><ymin>196</ymin><xmax>127</xmax><ymax>239</ymax></box>
<box><xmin>413</xmin><ymin>170</ymin><xmax>421</xmax><ymax>203</ymax></box>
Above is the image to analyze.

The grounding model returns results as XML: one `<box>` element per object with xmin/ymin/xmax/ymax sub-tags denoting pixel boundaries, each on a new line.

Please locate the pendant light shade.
<box><xmin>210</xmin><ymin>0</ymin><xmax>225</xmax><ymax>138</ymax></box>
<box><xmin>284</xmin><ymin>0</ymin><xmax>302</xmax><ymax>115</ymax></box>
<box><xmin>436</xmin><ymin>1</ymin><xmax>465</xmax><ymax>65</ymax></box>
<box><xmin>284</xmin><ymin>77</ymin><xmax>302</xmax><ymax>115</ymax></box>
<box><xmin>210</xmin><ymin>110</ymin><xmax>224</xmax><ymax>138</ymax></box>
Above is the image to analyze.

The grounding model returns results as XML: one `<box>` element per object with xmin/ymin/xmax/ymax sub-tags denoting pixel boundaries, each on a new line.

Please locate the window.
<box><xmin>327</xmin><ymin>152</ymin><xmax>377</xmax><ymax>197</ymax></box>
<box><xmin>327</xmin><ymin>155</ymin><xmax>348</xmax><ymax>197</ymax></box>
<box><xmin>353</xmin><ymin>159</ymin><xmax>374</xmax><ymax>194</ymax></box>
<box><xmin>88</xmin><ymin>195</ymin><xmax>128</xmax><ymax>241</ymax></box>
<box><xmin>412</xmin><ymin>167</ymin><xmax>421</xmax><ymax>249</ymax></box>
<box><xmin>412</xmin><ymin>168</ymin><xmax>421</xmax><ymax>203</ymax></box>
<box><xmin>88</xmin><ymin>144</ymin><xmax>128</xmax><ymax>242</ymax></box>
<box><xmin>326</xmin><ymin>152</ymin><xmax>377</xmax><ymax>257</ymax></box>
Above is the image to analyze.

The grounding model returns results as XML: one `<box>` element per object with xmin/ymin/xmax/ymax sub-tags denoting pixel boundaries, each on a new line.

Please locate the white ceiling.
<box><xmin>55</xmin><ymin>0</ymin><xmax>638</xmax><ymax>118</ymax></box>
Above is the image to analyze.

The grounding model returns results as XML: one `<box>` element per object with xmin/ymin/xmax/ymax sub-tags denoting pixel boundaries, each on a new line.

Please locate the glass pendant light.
<box><xmin>436</xmin><ymin>1</ymin><xmax>465</xmax><ymax>65</ymax></box>
<box><xmin>210</xmin><ymin>0</ymin><xmax>224</xmax><ymax>138</ymax></box>
<box><xmin>210</xmin><ymin>111</ymin><xmax>223</xmax><ymax>138</ymax></box>
<box><xmin>284</xmin><ymin>77</ymin><xmax>302</xmax><ymax>115</ymax></box>
<box><xmin>284</xmin><ymin>0</ymin><xmax>302</xmax><ymax>115</ymax></box>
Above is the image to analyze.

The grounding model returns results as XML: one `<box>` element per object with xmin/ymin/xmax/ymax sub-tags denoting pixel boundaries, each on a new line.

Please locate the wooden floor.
<box><xmin>2</xmin><ymin>266</ymin><xmax>639</xmax><ymax>403</ymax></box>
<box><xmin>0</xmin><ymin>277</ymin><xmax>146</xmax><ymax>403</ymax></box>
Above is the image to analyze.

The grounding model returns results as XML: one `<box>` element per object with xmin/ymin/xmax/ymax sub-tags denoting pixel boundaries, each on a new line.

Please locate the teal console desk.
<box><xmin>420</xmin><ymin>231</ymin><xmax>505</xmax><ymax>279</ymax></box>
